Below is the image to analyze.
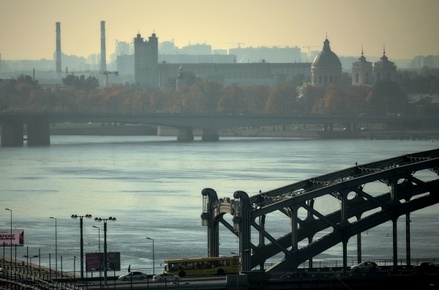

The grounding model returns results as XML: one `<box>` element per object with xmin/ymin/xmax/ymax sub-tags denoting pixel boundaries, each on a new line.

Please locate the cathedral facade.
<box><xmin>351</xmin><ymin>48</ymin><xmax>397</xmax><ymax>86</ymax></box>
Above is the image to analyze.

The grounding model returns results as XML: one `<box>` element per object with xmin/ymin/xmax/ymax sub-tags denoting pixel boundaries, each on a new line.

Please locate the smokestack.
<box><xmin>100</xmin><ymin>20</ymin><xmax>107</xmax><ymax>72</ymax></box>
<box><xmin>56</xmin><ymin>22</ymin><xmax>62</xmax><ymax>73</ymax></box>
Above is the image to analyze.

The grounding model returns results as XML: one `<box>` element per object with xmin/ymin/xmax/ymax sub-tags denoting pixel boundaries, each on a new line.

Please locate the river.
<box><xmin>0</xmin><ymin>136</ymin><xmax>438</xmax><ymax>276</ymax></box>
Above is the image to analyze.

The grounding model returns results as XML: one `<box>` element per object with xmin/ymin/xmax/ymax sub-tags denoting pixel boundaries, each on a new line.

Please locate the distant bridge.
<box><xmin>0</xmin><ymin>111</ymin><xmax>438</xmax><ymax>146</ymax></box>
<box><xmin>201</xmin><ymin>148</ymin><xmax>439</xmax><ymax>274</ymax></box>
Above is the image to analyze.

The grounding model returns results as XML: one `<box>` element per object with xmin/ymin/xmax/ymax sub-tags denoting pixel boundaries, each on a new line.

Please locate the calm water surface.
<box><xmin>0</xmin><ymin>136</ymin><xmax>438</xmax><ymax>275</ymax></box>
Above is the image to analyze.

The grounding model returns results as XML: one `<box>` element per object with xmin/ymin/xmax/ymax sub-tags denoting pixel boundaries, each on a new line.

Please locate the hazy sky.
<box><xmin>1</xmin><ymin>0</ymin><xmax>438</xmax><ymax>61</ymax></box>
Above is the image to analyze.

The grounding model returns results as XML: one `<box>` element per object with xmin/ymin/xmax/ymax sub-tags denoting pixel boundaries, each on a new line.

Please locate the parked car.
<box><xmin>118</xmin><ymin>271</ymin><xmax>148</xmax><ymax>281</ymax></box>
<box><xmin>350</xmin><ymin>261</ymin><xmax>378</xmax><ymax>272</ymax></box>
<box><xmin>152</xmin><ymin>273</ymin><xmax>180</xmax><ymax>283</ymax></box>
<box><xmin>416</xmin><ymin>261</ymin><xmax>438</xmax><ymax>273</ymax></box>
<box><xmin>0</xmin><ymin>268</ymin><xmax>7</xmax><ymax>277</ymax></box>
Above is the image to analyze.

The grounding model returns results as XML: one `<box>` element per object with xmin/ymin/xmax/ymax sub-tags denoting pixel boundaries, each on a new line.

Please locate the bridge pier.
<box><xmin>1</xmin><ymin>117</ymin><xmax>50</xmax><ymax>147</ymax></box>
<box><xmin>177</xmin><ymin>127</ymin><xmax>194</xmax><ymax>142</ymax></box>
<box><xmin>1</xmin><ymin>121</ymin><xmax>24</xmax><ymax>147</ymax></box>
<box><xmin>27</xmin><ymin>117</ymin><xmax>50</xmax><ymax>146</ymax></box>
<box><xmin>202</xmin><ymin>128</ymin><xmax>219</xmax><ymax>141</ymax></box>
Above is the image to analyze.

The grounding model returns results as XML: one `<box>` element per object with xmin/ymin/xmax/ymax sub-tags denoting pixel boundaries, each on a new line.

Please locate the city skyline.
<box><xmin>1</xmin><ymin>0</ymin><xmax>438</xmax><ymax>61</ymax></box>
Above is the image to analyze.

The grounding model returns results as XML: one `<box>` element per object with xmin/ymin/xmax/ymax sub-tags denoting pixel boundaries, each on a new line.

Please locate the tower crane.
<box><xmin>302</xmin><ymin>45</ymin><xmax>319</xmax><ymax>61</ymax></box>
<box><xmin>102</xmin><ymin>70</ymin><xmax>118</xmax><ymax>87</ymax></box>
<box><xmin>226</xmin><ymin>42</ymin><xmax>245</xmax><ymax>48</ymax></box>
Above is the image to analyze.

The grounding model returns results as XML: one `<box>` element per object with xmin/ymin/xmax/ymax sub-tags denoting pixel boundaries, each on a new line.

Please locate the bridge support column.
<box><xmin>202</xmin><ymin>128</ymin><xmax>219</xmax><ymax>141</ymax></box>
<box><xmin>392</xmin><ymin>218</ymin><xmax>398</xmax><ymax>271</ymax></box>
<box><xmin>405</xmin><ymin>213</ymin><xmax>411</xmax><ymax>266</ymax></box>
<box><xmin>201</xmin><ymin>188</ymin><xmax>220</xmax><ymax>257</ymax></box>
<box><xmin>1</xmin><ymin>121</ymin><xmax>24</xmax><ymax>147</ymax></box>
<box><xmin>177</xmin><ymin>127</ymin><xmax>194</xmax><ymax>142</ymax></box>
<box><xmin>233</xmin><ymin>191</ymin><xmax>252</xmax><ymax>272</ymax></box>
<box><xmin>258</xmin><ymin>215</ymin><xmax>266</xmax><ymax>270</ymax></box>
<box><xmin>27</xmin><ymin>117</ymin><xmax>50</xmax><ymax>146</ymax></box>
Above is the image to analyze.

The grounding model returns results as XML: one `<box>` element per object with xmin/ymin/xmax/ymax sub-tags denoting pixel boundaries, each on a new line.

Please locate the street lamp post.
<box><xmin>50</xmin><ymin>217</ymin><xmax>58</xmax><ymax>274</ymax></box>
<box><xmin>95</xmin><ymin>216</ymin><xmax>116</xmax><ymax>286</ymax></box>
<box><xmin>73</xmin><ymin>256</ymin><xmax>76</xmax><ymax>278</ymax></box>
<box><xmin>92</xmin><ymin>225</ymin><xmax>102</xmax><ymax>284</ymax></box>
<box><xmin>24</xmin><ymin>254</ymin><xmax>38</xmax><ymax>267</ymax></box>
<box><xmin>5</xmin><ymin>208</ymin><xmax>12</xmax><ymax>261</ymax></box>
<box><xmin>146</xmin><ymin>237</ymin><xmax>155</xmax><ymax>275</ymax></box>
<box><xmin>71</xmin><ymin>214</ymin><xmax>92</xmax><ymax>279</ymax></box>
<box><xmin>30</xmin><ymin>255</ymin><xmax>38</xmax><ymax>265</ymax></box>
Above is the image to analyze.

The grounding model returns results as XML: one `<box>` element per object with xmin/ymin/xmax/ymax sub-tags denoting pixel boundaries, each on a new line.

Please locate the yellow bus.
<box><xmin>164</xmin><ymin>256</ymin><xmax>239</xmax><ymax>277</ymax></box>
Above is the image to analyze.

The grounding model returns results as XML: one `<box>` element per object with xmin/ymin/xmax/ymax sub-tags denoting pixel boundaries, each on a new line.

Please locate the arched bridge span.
<box><xmin>201</xmin><ymin>148</ymin><xmax>439</xmax><ymax>273</ymax></box>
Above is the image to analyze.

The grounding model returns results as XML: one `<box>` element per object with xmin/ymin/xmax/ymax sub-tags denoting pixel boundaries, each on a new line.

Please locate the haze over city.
<box><xmin>0</xmin><ymin>0</ymin><xmax>438</xmax><ymax>61</ymax></box>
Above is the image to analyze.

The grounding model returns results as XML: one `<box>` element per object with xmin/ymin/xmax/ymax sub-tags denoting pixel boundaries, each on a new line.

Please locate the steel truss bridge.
<box><xmin>201</xmin><ymin>148</ymin><xmax>439</xmax><ymax>274</ymax></box>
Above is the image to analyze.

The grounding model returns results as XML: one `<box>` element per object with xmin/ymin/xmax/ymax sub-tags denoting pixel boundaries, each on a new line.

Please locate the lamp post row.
<box><xmin>92</xmin><ymin>225</ymin><xmax>102</xmax><ymax>284</ymax></box>
<box><xmin>95</xmin><ymin>216</ymin><xmax>116</xmax><ymax>286</ymax></box>
<box><xmin>5</xmin><ymin>208</ymin><xmax>12</xmax><ymax>261</ymax></box>
<box><xmin>71</xmin><ymin>214</ymin><xmax>92</xmax><ymax>279</ymax></box>
<box><xmin>146</xmin><ymin>237</ymin><xmax>155</xmax><ymax>275</ymax></box>
<box><xmin>50</xmin><ymin>216</ymin><xmax>57</xmax><ymax>274</ymax></box>
<box><xmin>3</xmin><ymin>211</ymin><xmax>155</xmax><ymax>282</ymax></box>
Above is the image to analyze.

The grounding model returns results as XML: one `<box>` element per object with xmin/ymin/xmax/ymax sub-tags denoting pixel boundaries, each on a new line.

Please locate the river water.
<box><xmin>0</xmin><ymin>136</ymin><xmax>438</xmax><ymax>276</ymax></box>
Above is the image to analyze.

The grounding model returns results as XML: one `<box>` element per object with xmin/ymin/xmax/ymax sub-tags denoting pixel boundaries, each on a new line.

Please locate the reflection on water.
<box><xmin>0</xmin><ymin>136</ymin><xmax>438</xmax><ymax>275</ymax></box>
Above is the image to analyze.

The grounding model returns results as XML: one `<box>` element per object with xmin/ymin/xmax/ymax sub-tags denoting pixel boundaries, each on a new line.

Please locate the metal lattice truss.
<box><xmin>201</xmin><ymin>148</ymin><xmax>439</xmax><ymax>273</ymax></box>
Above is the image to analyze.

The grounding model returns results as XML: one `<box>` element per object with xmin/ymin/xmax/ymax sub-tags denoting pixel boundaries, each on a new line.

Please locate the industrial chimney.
<box><xmin>55</xmin><ymin>22</ymin><xmax>62</xmax><ymax>73</ymax></box>
<box><xmin>100</xmin><ymin>20</ymin><xmax>107</xmax><ymax>72</ymax></box>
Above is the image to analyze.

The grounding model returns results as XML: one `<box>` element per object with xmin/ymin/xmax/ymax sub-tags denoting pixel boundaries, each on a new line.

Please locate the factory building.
<box><xmin>133</xmin><ymin>32</ymin><xmax>311</xmax><ymax>89</ymax></box>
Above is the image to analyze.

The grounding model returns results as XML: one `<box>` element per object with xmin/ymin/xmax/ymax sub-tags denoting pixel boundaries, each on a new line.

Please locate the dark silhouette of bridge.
<box><xmin>201</xmin><ymin>148</ymin><xmax>439</xmax><ymax>274</ymax></box>
<box><xmin>1</xmin><ymin>111</ymin><xmax>438</xmax><ymax>146</ymax></box>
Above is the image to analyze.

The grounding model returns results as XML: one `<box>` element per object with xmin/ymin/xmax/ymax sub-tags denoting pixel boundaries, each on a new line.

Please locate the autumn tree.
<box><xmin>320</xmin><ymin>84</ymin><xmax>345</xmax><ymax>115</ymax></box>
<box><xmin>368</xmin><ymin>80</ymin><xmax>408</xmax><ymax>115</ymax></box>
<box><xmin>62</xmin><ymin>74</ymin><xmax>99</xmax><ymax>92</ymax></box>
<box><xmin>344</xmin><ymin>85</ymin><xmax>370</xmax><ymax>115</ymax></box>
<box><xmin>0</xmin><ymin>75</ymin><xmax>42</xmax><ymax>111</ymax></box>
<box><xmin>217</xmin><ymin>84</ymin><xmax>245</xmax><ymax>113</ymax></box>
<box><xmin>243</xmin><ymin>85</ymin><xmax>270</xmax><ymax>114</ymax></box>
<box><xmin>265</xmin><ymin>83</ymin><xmax>298</xmax><ymax>114</ymax></box>
<box><xmin>194</xmin><ymin>79</ymin><xmax>224</xmax><ymax>113</ymax></box>
<box><xmin>301</xmin><ymin>84</ymin><xmax>326</xmax><ymax>115</ymax></box>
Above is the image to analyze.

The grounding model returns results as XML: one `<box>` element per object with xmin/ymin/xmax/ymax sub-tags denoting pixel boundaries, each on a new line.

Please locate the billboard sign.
<box><xmin>86</xmin><ymin>252</ymin><xmax>120</xmax><ymax>272</ymax></box>
<box><xmin>0</xmin><ymin>229</ymin><xmax>24</xmax><ymax>246</ymax></box>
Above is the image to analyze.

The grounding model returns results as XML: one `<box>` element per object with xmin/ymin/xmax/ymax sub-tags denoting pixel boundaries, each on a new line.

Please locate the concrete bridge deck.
<box><xmin>1</xmin><ymin>111</ymin><xmax>438</xmax><ymax>145</ymax></box>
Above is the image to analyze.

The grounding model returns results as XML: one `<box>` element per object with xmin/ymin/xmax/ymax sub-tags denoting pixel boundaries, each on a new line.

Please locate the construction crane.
<box><xmin>302</xmin><ymin>46</ymin><xmax>319</xmax><ymax>62</ymax></box>
<box><xmin>226</xmin><ymin>42</ymin><xmax>245</xmax><ymax>48</ymax></box>
<box><xmin>102</xmin><ymin>71</ymin><xmax>118</xmax><ymax>87</ymax></box>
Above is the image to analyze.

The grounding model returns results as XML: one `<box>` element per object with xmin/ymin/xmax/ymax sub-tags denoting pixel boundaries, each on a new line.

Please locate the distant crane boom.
<box><xmin>102</xmin><ymin>71</ymin><xmax>118</xmax><ymax>87</ymax></box>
